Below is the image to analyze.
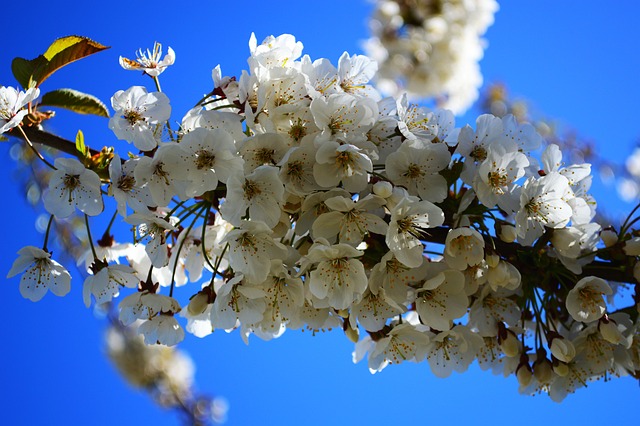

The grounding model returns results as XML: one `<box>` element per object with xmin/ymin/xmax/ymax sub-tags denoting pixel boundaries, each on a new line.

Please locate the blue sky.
<box><xmin>1</xmin><ymin>1</ymin><xmax>639</xmax><ymax>425</ymax></box>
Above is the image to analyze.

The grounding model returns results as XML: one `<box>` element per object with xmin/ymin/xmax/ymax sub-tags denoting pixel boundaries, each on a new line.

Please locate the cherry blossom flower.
<box><xmin>366</xmin><ymin>323</ymin><xmax>430</xmax><ymax>372</ymax></box>
<box><xmin>7</xmin><ymin>246</ymin><xmax>71</xmax><ymax>302</ymax></box>
<box><xmin>109</xmin><ymin>85</ymin><xmax>171</xmax><ymax>151</ymax></box>
<box><xmin>474</xmin><ymin>142</ymin><xmax>528</xmax><ymax>213</ymax></box>
<box><xmin>444</xmin><ymin>227</ymin><xmax>485</xmax><ymax>270</ymax></box>
<box><xmin>350</xmin><ymin>289</ymin><xmax>405</xmax><ymax>332</ymax></box>
<box><xmin>415</xmin><ymin>265</ymin><xmax>468</xmax><ymax>331</ymax></box>
<box><xmin>119</xmin><ymin>42</ymin><xmax>175</xmax><ymax>77</ymax></box>
<box><xmin>138</xmin><ymin>313</ymin><xmax>185</xmax><ymax>346</ymax></box>
<box><xmin>133</xmin><ymin>143</ymin><xmax>188</xmax><ymax>206</ymax></box>
<box><xmin>108</xmin><ymin>155</ymin><xmax>154</xmax><ymax>216</ymax></box>
<box><xmin>304</xmin><ymin>239</ymin><xmax>368</xmax><ymax>310</ymax></box>
<box><xmin>385</xmin><ymin>141</ymin><xmax>451</xmax><ymax>203</ymax></box>
<box><xmin>468</xmin><ymin>286</ymin><xmax>521</xmax><ymax>336</ymax></box>
<box><xmin>566</xmin><ymin>276</ymin><xmax>612</xmax><ymax>323</ymax></box>
<box><xmin>311</xmin><ymin>194</ymin><xmax>387</xmax><ymax>245</ymax></box>
<box><xmin>118</xmin><ymin>291</ymin><xmax>181</xmax><ymax>325</ymax></box>
<box><xmin>43</xmin><ymin>157</ymin><xmax>103</xmax><ymax>218</ymax></box>
<box><xmin>222</xmin><ymin>221</ymin><xmax>288</xmax><ymax>284</ymax></box>
<box><xmin>211</xmin><ymin>275</ymin><xmax>268</xmax><ymax>330</ymax></box>
<box><xmin>179</xmin><ymin>128</ymin><xmax>243</xmax><ymax>198</ymax></box>
<box><xmin>386</xmin><ymin>197</ymin><xmax>444</xmax><ymax>268</ymax></box>
<box><xmin>313</xmin><ymin>140</ymin><xmax>373</xmax><ymax>192</ymax></box>
<box><xmin>0</xmin><ymin>86</ymin><xmax>39</xmax><ymax>134</ymax></box>
<box><xmin>83</xmin><ymin>263</ymin><xmax>139</xmax><ymax>308</ymax></box>
<box><xmin>425</xmin><ymin>325</ymin><xmax>483</xmax><ymax>378</ymax></box>
<box><xmin>125</xmin><ymin>212</ymin><xmax>178</xmax><ymax>268</ymax></box>
<box><xmin>220</xmin><ymin>165</ymin><xmax>284</xmax><ymax>228</ymax></box>
<box><xmin>516</xmin><ymin>172</ymin><xmax>573</xmax><ymax>245</ymax></box>
<box><xmin>337</xmin><ymin>52</ymin><xmax>379</xmax><ymax>99</ymax></box>
<box><xmin>248</xmin><ymin>33</ymin><xmax>303</xmax><ymax>77</ymax></box>
<box><xmin>311</xmin><ymin>93</ymin><xmax>377</xmax><ymax>143</ymax></box>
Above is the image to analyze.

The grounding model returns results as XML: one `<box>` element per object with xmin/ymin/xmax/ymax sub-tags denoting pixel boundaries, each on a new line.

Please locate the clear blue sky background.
<box><xmin>1</xmin><ymin>1</ymin><xmax>639</xmax><ymax>425</ymax></box>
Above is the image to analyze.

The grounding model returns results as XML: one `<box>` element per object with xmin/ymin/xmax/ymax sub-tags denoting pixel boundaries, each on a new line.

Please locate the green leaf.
<box><xmin>11</xmin><ymin>57</ymin><xmax>44</xmax><ymax>88</ymax></box>
<box><xmin>11</xmin><ymin>36</ymin><xmax>109</xmax><ymax>88</ymax></box>
<box><xmin>41</xmin><ymin>89</ymin><xmax>109</xmax><ymax>117</ymax></box>
<box><xmin>75</xmin><ymin>129</ymin><xmax>88</xmax><ymax>158</ymax></box>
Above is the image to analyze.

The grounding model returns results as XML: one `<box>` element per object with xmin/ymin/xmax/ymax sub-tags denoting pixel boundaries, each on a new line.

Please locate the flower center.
<box><xmin>124</xmin><ymin>109</ymin><xmax>144</xmax><ymax>126</ymax></box>
<box><xmin>243</xmin><ymin>179</ymin><xmax>261</xmax><ymax>200</ymax></box>
<box><xmin>195</xmin><ymin>150</ymin><xmax>215</xmax><ymax>169</ymax></box>
<box><xmin>288</xmin><ymin>122</ymin><xmax>307</xmax><ymax>142</ymax></box>
<box><xmin>118</xmin><ymin>175</ymin><xmax>136</xmax><ymax>192</ymax></box>
<box><xmin>255</xmin><ymin>148</ymin><xmax>276</xmax><ymax>165</ymax></box>
<box><xmin>471</xmin><ymin>146</ymin><xmax>487</xmax><ymax>162</ymax></box>
<box><xmin>404</xmin><ymin>163</ymin><xmax>424</xmax><ymax>179</ymax></box>
<box><xmin>63</xmin><ymin>174</ymin><xmax>81</xmax><ymax>190</ymax></box>
<box><xmin>285</xmin><ymin>161</ymin><xmax>304</xmax><ymax>182</ymax></box>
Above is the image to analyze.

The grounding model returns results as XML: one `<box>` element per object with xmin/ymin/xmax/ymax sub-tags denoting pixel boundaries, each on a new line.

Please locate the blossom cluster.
<box><xmin>364</xmin><ymin>0</ymin><xmax>498</xmax><ymax>113</ymax></box>
<box><xmin>4</xmin><ymin>33</ymin><xmax>640</xmax><ymax>402</ymax></box>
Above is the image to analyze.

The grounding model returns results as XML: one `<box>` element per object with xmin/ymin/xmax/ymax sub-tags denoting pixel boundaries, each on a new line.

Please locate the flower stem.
<box><xmin>17</xmin><ymin>126</ymin><xmax>56</xmax><ymax>170</ymax></box>
<box><xmin>42</xmin><ymin>214</ymin><xmax>54</xmax><ymax>252</ymax></box>
<box><xmin>85</xmin><ymin>214</ymin><xmax>99</xmax><ymax>261</ymax></box>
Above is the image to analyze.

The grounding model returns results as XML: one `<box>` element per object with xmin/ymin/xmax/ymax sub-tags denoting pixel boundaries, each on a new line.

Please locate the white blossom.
<box><xmin>119</xmin><ymin>42</ymin><xmax>175</xmax><ymax>77</ymax></box>
<box><xmin>109</xmin><ymin>86</ymin><xmax>170</xmax><ymax>151</ymax></box>
<box><xmin>43</xmin><ymin>157</ymin><xmax>104</xmax><ymax>218</ymax></box>
<box><xmin>386</xmin><ymin>197</ymin><xmax>444</xmax><ymax>267</ymax></box>
<box><xmin>0</xmin><ymin>86</ymin><xmax>39</xmax><ymax>134</ymax></box>
<box><xmin>7</xmin><ymin>246</ymin><xmax>71</xmax><ymax>302</ymax></box>
<box><xmin>566</xmin><ymin>276</ymin><xmax>612</xmax><ymax>323</ymax></box>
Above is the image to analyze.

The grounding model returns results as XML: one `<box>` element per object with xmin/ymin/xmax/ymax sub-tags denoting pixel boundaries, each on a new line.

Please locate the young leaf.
<box><xmin>75</xmin><ymin>129</ymin><xmax>88</xmax><ymax>158</ymax></box>
<box><xmin>11</xmin><ymin>36</ymin><xmax>109</xmax><ymax>88</ymax></box>
<box><xmin>41</xmin><ymin>89</ymin><xmax>110</xmax><ymax>117</ymax></box>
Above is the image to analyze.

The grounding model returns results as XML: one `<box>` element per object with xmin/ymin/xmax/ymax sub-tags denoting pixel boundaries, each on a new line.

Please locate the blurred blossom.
<box><xmin>364</xmin><ymin>0</ymin><xmax>498</xmax><ymax>114</ymax></box>
<box><xmin>617</xmin><ymin>178</ymin><xmax>639</xmax><ymax>202</ymax></box>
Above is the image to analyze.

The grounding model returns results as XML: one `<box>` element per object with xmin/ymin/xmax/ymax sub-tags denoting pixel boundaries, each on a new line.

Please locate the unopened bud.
<box><xmin>516</xmin><ymin>364</ymin><xmax>533</xmax><ymax>387</ymax></box>
<box><xmin>623</xmin><ymin>237</ymin><xmax>640</xmax><ymax>256</ymax></box>
<box><xmin>498</xmin><ymin>223</ymin><xmax>517</xmax><ymax>243</ymax></box>
<box><xmin>533</xmin><ymin>358</ymin><xmax>554</xmax><ymax>383</ymax></box>
<box><xmin>600</xmin><ymin>229</ymin><xmax>618</xmax><ymax>247</ymax></box>
<box><xmin>187</xmin><ymin>292</ymin><xmax>210</xmax><ymax>316</ymax></box>
<box><xmin>599</xmin><ymin>318</ymin><xmax>628</xmax><ymax>347</ymax></box>
<box><xmin>485</xmin><ymin>252</ymin><xmax>500</xmax><ymax>268</ymax></box>
<box><xmin>549</xmin><ymin>337</ymin><xmax>576</xmax><ymax>363</ymax></box>
<box><xmin>553</xmin><ymin>362</ymin><xmax>569</xmax><ymax>377</ymax></box>
<box><xmin>345</xmin><ymin>325</ymin><xmax>360</xmax><ymax>343</ymax></box>
<box><xmin>373</xmin><ymin>181</ymin><xmax>393</xmax><ymax>198</ymax></box>
<box><xmin>499</xmin><ymin>330</ymin><xmax>520</xmax><ymax>358</ymax></box>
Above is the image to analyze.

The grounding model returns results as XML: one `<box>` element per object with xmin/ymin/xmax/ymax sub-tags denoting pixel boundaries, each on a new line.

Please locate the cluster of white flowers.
<box><xmin>106</xmin><ymin>322</ymin><xmax>227</xmax><ymax>423</ymax></box>
<box><xmin>364</xmin><ymin>0</ymin><xmax>498</xmax><ymax>113</ymax></box>
<box><xmin>5</xmin><ymin>33</ymin><xmax>640</xmax><ymax>402</ymax></box>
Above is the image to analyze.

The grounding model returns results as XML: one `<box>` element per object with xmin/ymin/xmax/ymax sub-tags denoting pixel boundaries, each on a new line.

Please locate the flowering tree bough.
<box><xmin>3</xmin><ymin>30</ymin><xmax>640</xmax><ymax>406</ymax></box>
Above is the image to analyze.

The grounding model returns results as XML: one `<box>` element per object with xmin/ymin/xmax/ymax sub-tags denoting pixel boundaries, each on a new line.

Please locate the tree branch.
<box><xmin>421</xmin><ymin>226</ymin><xmax>637</xmax><ymax>284</ymax></box>
<box><xmin>18</xmin><ymin>126</ymin><xmax>101</xmax><ymax>159</ymax></box>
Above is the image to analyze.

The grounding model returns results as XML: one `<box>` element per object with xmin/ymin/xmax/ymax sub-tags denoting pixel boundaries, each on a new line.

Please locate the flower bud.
<box><xmin>623</xmin><ymin>237</ymin><xmax>640</xmax><ymax>256</ymax></box>
<box><xmin>345</xmin><ymin>325</ymin><xmax>360</xmax><ymax>343</ymax></box>
<box><xmin>599</xmin><ymin>318</ymin><xmax>628</xmax><ymax>347</ymax></box>
<box><xmin>499</xmin><ymin>329</ymin><xmax>520</xmax><ymax>358</ymax></box>
<box><xmin>549</xmin><ymin>337</ymin><xmax>576</xmax><ymax>363</ymax></box>
<box><xmin>516</xmin><ymin>363</ymin><xmax>533</xmax><ymax>387</ymax></box>
<box><xmin>498</xmin><ymin>223</ymin><xmax>517</xmax><ymax>243</ymax></box>
<box><xmin>553</xmin><ymin>362</ymin><xmax>569</xmax><ymax>377</ymax></box>
<box><xmin>187</xmin><ymin>292</ymin><xmax>210</xmax><ymax>316</ymax></box>
<box><xmin>485</xmin><ymin>252</ymin><xmax>500</xmax><ymax>268</ymax></box>
<box><xmin>533</xmin><ymin>358</ymin><xmax>554</xmax><ymax>383</ymax></box>
<box><xmin>373</xmin><ymin>181</ymin><xmax>393</xmax><ymax>198</ymax></box>
<box><xmin>600</xmin><ymin>229</ymin><xmax>618</xmax><ymax>247</ymax></box>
